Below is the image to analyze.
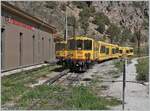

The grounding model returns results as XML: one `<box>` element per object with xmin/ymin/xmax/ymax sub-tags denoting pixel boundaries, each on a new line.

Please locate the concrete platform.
<box><xmin>1</xmin><ymin>64</ymin><xmax>48</xmax><ymax>77</ymax></box>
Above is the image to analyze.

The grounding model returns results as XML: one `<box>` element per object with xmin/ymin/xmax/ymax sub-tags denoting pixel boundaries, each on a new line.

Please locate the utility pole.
<box><xmin>73</xmin><ymin>18</ymin><xmax>76</xmax><ymax>38</ymax></box>
<box><xmin>122</xmin><ymin>57</ymin><xmax>127</xmax><ymax>110</ymax></box>
<box><xmin>65</xmin><ymin>5</ymin><xmax>68</xmax><ymax>42</ymax></box>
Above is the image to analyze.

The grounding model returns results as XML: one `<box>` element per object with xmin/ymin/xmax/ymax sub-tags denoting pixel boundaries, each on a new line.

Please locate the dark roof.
<box><xmin>1</xmin><ymin>1</ymin><xmax>57</xmax><ymax>34</ymax></box>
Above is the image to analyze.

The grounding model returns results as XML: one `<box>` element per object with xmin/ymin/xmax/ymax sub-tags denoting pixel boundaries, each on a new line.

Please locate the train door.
<box><xmin>105</xmin><ymin>45</ymin><xmax>109</xmax><ymax>60</ymax></box>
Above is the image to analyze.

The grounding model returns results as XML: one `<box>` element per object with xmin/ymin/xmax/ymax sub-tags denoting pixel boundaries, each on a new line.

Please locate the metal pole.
<box><xmin>73</xmin><ymin>18</ymin><xmax>76</xmax><ymax>38</ymax></box>
<box><xmin>122</xmin><ymin>58</ymin><xmax>126</xmax><ymax>110</ymax></box>
<box><xmin>65</xmin><ymin>6</ymin><xmax>68</xmax><ymax>42</ymax></box>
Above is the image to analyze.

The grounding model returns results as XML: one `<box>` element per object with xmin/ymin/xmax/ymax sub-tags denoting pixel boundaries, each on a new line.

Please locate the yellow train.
<box><xmin>56</xmin><ymin>36</ymin><xmax>134</xmax><ymax>71</ymax></box>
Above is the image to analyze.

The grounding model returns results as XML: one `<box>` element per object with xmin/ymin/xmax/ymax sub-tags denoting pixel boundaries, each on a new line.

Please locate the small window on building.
<box><xmin>32</xmin><ymin>35</ymin><xmax>35</xmax><ymax>38</ymax></box>
<box><xmin>1</xmin><ymin>28</ymin><xmax>5</xmax><ymax>33</ymax></box>
<box><xmin>20</xmin><ymin>32</ymin><xmax>23</xmax><ymax>36</ymax></box>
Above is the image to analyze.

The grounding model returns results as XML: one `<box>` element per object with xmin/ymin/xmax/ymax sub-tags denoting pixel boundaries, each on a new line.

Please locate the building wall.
<box><xmin>1</xmin><ymin>10</ymin><xmax>56</xmax><ymax>72</ymax></box>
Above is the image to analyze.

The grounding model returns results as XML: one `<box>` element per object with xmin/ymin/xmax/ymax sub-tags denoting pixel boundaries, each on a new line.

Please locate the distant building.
<box><xmin>1</xmin><ymin>2</ymin><xmax>60</xmax><ymax>72</ymax></box>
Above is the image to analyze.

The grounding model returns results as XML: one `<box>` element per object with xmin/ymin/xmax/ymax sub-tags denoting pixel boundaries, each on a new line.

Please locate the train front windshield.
<box><xmin>68</xmin><ymin>39</ymin><xmax>92</xmax><ymax>50</ymax></box>
<box><xmin>56</xmin><ymin>43</ymin><xmax>66</xmax><ymax>51</ymax></box>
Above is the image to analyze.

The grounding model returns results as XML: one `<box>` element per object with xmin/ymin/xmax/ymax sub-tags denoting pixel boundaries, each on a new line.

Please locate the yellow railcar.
<box><xmin>98</xmin><ymin>41</ymin><xmax>111</xmax><ymax>61</ymax></box>
<box><xmin>118</xmin><ymin>46</ymin><xmax>124</xmax><ymax>57</ymax></box>
<box><xmin>66</xmin><ymin>36</ymin><xmax>98</xmax><ymax>71</ymax></box>
<box><xmin>124</xmin><ymin>47</ymin><xmax>134</xmax><ymax>57</ymax></box>
<box><xmin>109</xmin><ymin>44</ymin><xmax>119</xmax><ymax>59</ymax></box>
<box><xmin>119</xmin><ymin>47</ymin><xmax>134</xmax><ymax>57</ymax></box>
<box><xmin>55</xmin><ymin>41</ymin><xmax>67</xmax><ymax>64</ymax></box>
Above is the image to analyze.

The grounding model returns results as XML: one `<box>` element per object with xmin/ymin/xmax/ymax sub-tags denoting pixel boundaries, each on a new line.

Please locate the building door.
<box><xmin>32</xmin><ymin>35</ymin><xmax>35</xmax><ymax>64</ymax></box>
<box><xmin>49</xmin><ymin>38</ymin><xmax>51</xmax><ymax>60</ymax></box>
<box><xmin>1</xmin><ymin>28</ymin><xmax>5</xmax><ymax>70</ymax></box>
<box><xmin>19</xmin><ymin>32</ymin><xmax>23</xmax><ymax>66</ymax></box>
<box><xmin>42</xmin><ymin>37</ymin><xmax>44</xmax><ymax>62</ymax></box>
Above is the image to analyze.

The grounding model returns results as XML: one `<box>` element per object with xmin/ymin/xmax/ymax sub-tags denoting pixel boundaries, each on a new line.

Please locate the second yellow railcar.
<box><xmin>55</xmin><ymin>41</ymin><xmax>67</xmax><ymax>64</ymax></box>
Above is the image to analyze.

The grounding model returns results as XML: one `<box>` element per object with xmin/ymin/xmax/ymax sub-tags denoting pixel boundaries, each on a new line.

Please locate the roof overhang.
<box><xmin>1</xmin><ymin>1</ymin><xmax>57</xmax><ymax>34</ymax></box>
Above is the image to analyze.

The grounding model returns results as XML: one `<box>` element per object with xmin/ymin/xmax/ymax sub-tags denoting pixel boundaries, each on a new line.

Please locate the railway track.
<box><xmin>28</xmin><ymin>70</ymin><xmax>83</xmax><ymax>110</ymax></box>
<box><xmin>53</xmin><ymin>72</ymin><xmax>82</xmax><ymax>86</ymax></box>
<box><xmin>44</xmin><ymin>69</ymin><xmax>70</xmax><ymax>85</ymax></box>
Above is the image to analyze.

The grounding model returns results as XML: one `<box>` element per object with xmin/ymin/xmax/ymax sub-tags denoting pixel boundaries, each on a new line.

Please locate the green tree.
<box><xmin>134</xmin><ymin>27</ymin><xmax>141</xmax><ymax>56</ymax></box>
<box><xmin>96</xmin><ymin>23</ymin><xmax>105</xmax><ymax>34</ymax></box>
<box><xmin>67</xmin><ymin>16</ymin><xmax>77</xmax><ymax>37</ymax></box>
<box><xmin>106</xmin><ymin>23</ymin><xmax>121</xmax><ymax>43</ymax></box>
<box><xmin>72</xmin><ymin>1</ymin><xmax>88</xmax><ymax>9</ymax></box>
<box><xmin>79</xmin><ymin>7</ymin><xmax>91</xmax><ymax>35</ymax></box>
<box><xmin>120</xmin><ymin>28</ymin><xmax>133</xmax><ymax>45</ymax></box>
<box><xmin>93</xmin><ymin>12</ymin><xmax>110</xmax><ymax>25</ymax></box>
<box><xmin>93</xmin><ymin>12</ymin><xmax>110</xmax><ymax>34</ymax></box>
<box><xmin>45</xmin><ymin>1</ymin><xmax>57</xmax><ymax>9</ymax></box>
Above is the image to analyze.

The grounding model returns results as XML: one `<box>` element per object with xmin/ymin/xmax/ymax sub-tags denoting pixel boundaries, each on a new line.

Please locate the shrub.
<box><xmin>93</xmin><ymin>12</ymin><xmax>110</xmax><ymax>25</ymax></box>
<box><xmin>96</xmin><ymin>23</ymin><xmax>105</xmax><ymax>34</ymax></box>
<box><xmin>72</xmin><ymin>1</ymin><xmax>88</xmax><ymax>9</ymax></box>
<box><xmin>45</xmin><ymin>1</ymin><xmax>57</xmax><ymax>9</ymax></box>
<box><xmin>79</xmin><ymin>7</ymin><xmax>91</xmax><ymax>35</ymax></box>
<box><xmin>136</xmin><ymin>58</ymin><xmax>149</xmax><ymax>82</ymax></box>
<box><xmin>106</xmin><ymin>23</ymin><xmax>121</xmax><ymax>43</ymax></box>
<box><xmin>67</xmin><ymin>16</ymin><xmax>76</xmax><ymax>26</ymax></box>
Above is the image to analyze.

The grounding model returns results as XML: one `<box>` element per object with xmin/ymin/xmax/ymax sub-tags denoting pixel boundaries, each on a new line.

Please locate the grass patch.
<box><xmin>127</xmin><ymin>58</ymin><xmax>132</xmax><ymax>64</ymax></box>
<box><xmin>2</xmin><ymin>65</ymin><xmax>121</xmax><ymax>110</ymax></box>
<box><xmin>2</xmin><ymin>83</ymin><xmax>121</xmax><ymax>110</ymax></box>
<box><xmin>21</xmin><ymin>85</ymin><xmax>121</xmax><ymax>110</ymax></box>
<box><xmin>113</xmin><ymin>60</ymin><xmax>124</xmax><ymax>72</ymax></box>
<box><xmin>1</xmin><ymin>65</ymin><xmax>57</xmax><ymax>105</ymax></box>
<box><xmin>136</xmin><ymin>57</ymin><xmax>149</xmax><ymax>82</ymax></box>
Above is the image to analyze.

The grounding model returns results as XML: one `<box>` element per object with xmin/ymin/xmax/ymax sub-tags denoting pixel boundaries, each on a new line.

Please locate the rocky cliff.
<box><xmin>6</xmin><ymin>1</ymin><xmax>149</xmax><ymax>46</ymax></box>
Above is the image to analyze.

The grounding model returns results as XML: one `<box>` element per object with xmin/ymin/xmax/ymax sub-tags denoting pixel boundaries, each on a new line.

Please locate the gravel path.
<box><xmin>106</xmin><ymin>58</ymin><xmax>149</xmax><ymax>110</ymax></box>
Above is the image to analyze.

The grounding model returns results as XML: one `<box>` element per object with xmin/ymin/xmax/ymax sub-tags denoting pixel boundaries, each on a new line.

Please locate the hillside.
<box><xmin>7</xmin><ymin>1</ymin><xmax>148</xmax><ymax>51</ymax></box>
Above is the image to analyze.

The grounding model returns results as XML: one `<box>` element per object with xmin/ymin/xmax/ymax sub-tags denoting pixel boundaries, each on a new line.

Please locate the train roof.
<box><xmin>119</xmin><ymin>46</ymin><xmax>133</xmax><ymax>50</ymax></box>
<box><xmin>98</xmin><ymin>41</ymin><xmax>118</xmax><ymax>47</ymax></box>
<box><xmin>68</xmin><ymin>36</ymin><xmax>94</xmax><ymax>41</ymax></box>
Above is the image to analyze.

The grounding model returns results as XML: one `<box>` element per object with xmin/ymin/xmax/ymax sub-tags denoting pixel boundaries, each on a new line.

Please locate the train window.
<box><xmin>84</xmin><ymin>40</ymin><xmax>92</xmax><ymax>50</ymax></box>
<box><xmin>130</xmin><ymin>49</ymin><xmax>133</xmax><ymax>52</ymax></box>
<box><xmin>68</xmin><ymin>40</ymin><xmax>76</xmax><ymax>50</ymax></box>
<box><xmin>112</xmin><ymin>48</ymin><xmax>116</xmax><ymax>54</ymax></box>
<box><xmin>77</xmin><ymin>40</ymin><xmax>83</xmax><ymax>50</ymax></box>
<box><xmin>106</xmin><ymin>48</ymin><xmax>109</xmax><ymax>54</ymax></box>
<box><xmin>119</xmin><ymin>50</ymin><xmax>123</xmax><ymax>53</ymax></box>
<box><xmin>100</xmin><ymin>46</ymin><xmax>105</xmax><ymax>53</ymax></box>
<box><xmin>116</xmin><ymin>48</ymin><xmax>119</xmax><ymax>53</ymax></box>
<box><xmin>126</xmin><ymin>50</ymin><xmax>129</xmax><ymax>53</ymax></box>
